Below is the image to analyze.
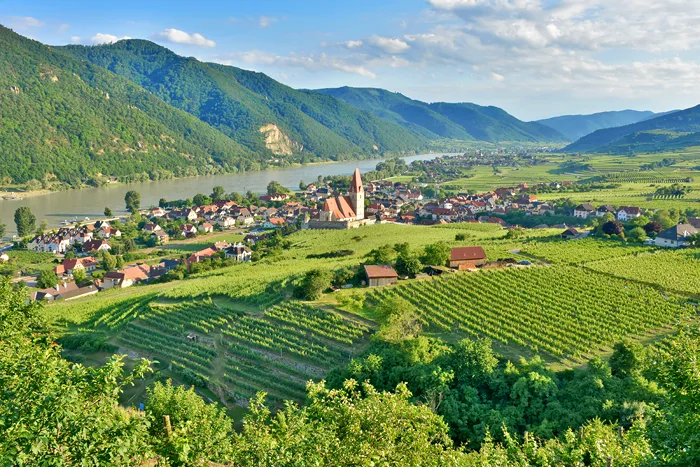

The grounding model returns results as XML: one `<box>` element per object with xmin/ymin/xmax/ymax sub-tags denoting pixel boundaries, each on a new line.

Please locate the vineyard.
<box><xmin>367</xmin><ymin>266</ymin><xmax>694</xmax><ymax>361</ymax></box>
<box><xmin>516</xmin><ymin>238</ymin><xmax>653</xmax><ymax>265</ymax></box>
<box><xmin>112</xmin><ymin>299</ymin><xmax>371</xmax><ymax>405</ymax></box>
<box><xmin>586</xmin><ymin>250</ymin><xmax>700</xmax><ymax>295</ymax></box>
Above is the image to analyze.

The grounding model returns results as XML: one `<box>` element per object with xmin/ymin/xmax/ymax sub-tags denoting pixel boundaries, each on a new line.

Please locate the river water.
<box><xmin>0</xmin><ymin>153</ymin><xmax>447</xmax><ymax>238</ymax></box>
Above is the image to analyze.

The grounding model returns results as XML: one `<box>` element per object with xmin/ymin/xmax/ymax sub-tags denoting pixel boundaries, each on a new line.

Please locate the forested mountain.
<box><xmin>537</xmin><ymin>110</ymin><xmax>663</xmax><ymax>141</ymax></box>
<box><xmin>315</xmin><ymin>87</ymin><xmax>567</xmax><ymax>143</ymax></box>
<box><xmin>565</xmin><ymin>104</ymin><xmax>700</xmax><ymax>153</ymax></box>
<box><xmin>59</xmin><ymin>41</ymin><xmax>427</xmax><ymax>161</ymax></box>
<box><xmin>0</xmin><ymin>25</ymin><xmax>258</xmax><ymax>185</ymax></box>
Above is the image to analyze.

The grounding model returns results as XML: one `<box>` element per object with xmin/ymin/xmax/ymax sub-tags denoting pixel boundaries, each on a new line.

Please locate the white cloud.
<box><xmin>218</xmin><ymin>50</ymin><xmax>376</xmax><ymax>79</ymax></box>
<box><xmin>58</xmin><ymin>23</ymin><xmax>70</xmax><ymax>32</ymax></box>
<box><xmin>343</xmin><ymin>40</ymin><xmax>364</xmax><ymax>49</ymax></box>
<box><xmin>70</xmin><ymin>36</ymin><xmax>81</xmax><ymax>43</ymax></box>
<box><xmin>259</xmin><ymin>16</ymin><xmax>278</xmax><ymax>28</ymax></box>
<box><xmin>91</xmin><ymin>33</ymin><xmax>131</xmax><ymax>45</ymax></box>
<box><xmin>153</xmin><ymin>28</ymin><xmax>216</xmax><ymax>47</ymax></box>
<box><xmin>369</xmin><ymin>35</ymin><xmax>411</xmax><ymax>54</ymax></box>
<box><xmin>6</xmin><ymin>16</ymin><xmax>44</xmax><ymax>30</ymax></box>
<box><xmin>490</xmin><ymin>72</ymin><xmax>505</xmax><ymax>81</ymax></box>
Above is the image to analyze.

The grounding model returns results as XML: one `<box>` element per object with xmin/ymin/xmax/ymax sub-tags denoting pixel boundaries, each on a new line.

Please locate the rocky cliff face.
<box><xmin>259</xmin><ymin>124</ymin><xmax>302</xmax><ymax>156</ymax></box>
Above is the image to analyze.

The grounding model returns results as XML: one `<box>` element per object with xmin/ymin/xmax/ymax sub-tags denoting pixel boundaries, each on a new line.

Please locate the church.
<box><xmin>310</xmin><ymin>168</ymin><xmax>374</xmax><ymax>229</ymax></box>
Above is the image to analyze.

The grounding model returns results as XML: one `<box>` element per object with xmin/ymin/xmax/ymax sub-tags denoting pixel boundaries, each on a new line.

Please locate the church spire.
<box><xmin>350</xmin><ymin>168</ymin><xmax>363</xmax><ymax>193</ymax></box>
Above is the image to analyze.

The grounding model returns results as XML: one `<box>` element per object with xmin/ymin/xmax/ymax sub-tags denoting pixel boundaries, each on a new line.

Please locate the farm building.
<box><xmin>449</xmin><ymin>246</ymin><xmax>487</xmax><ymax>269</ymax></box>
<box><xmin>561</xmin><ymin>227</ymin><xmax>580</xmax><ymax>239</ymax></box>
<box><xmin>364</xmin><ymin>265</ymin><xmax>398</xmax><ymax>287</ymax></box>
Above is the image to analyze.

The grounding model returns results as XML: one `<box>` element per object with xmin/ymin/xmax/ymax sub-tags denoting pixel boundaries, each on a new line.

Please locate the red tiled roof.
<box><xmin>450</xmin><ymin>246</ymin><xmax>487</xmax><ymax>262</ymax></box>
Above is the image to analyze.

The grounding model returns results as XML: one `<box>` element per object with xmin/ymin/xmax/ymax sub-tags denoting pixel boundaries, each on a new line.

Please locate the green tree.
<box><xmin>146</xmin><ymin>380</ymin><xmax>234</xmax><ymax>465</ymax></box>
<box><xmin>104</xmin><ymin>206</ymin><xmax>112</xmax><ymax>217</ymax></box>
<box><xmin>367</xmin><ymin>244</ymin><xmax>395</xmax><ymax>264</ymax></box>
<box><xmin>610</xmin><ymin>340</ymin><xmax>641</xmax><ymax>378</ymax></box>
<box><xmin>266</xmin><ymin>181</ymin><xmax>289</xmax><ymax>196</ymax></box>
<box><xmin>102</xmin><ymin>251</ymin><xmax>117</xmax><ymax>271</ymax></box>
<box><xmin>14</xmin><ymin>207</ymin><xmax>36</xmax><ymax>237</ymax></box>
<box><xmin>159</xmin><ymin>198</ymin><xmax>168</xmax><ymax>208</ymax></box>
<box><xmin>293</xmin><ymin>269</ymin><xmax>331</xmax><ymax>300</ymax></box>
<box><xmin>36</xmin><ymin>219</ymin><xmax>48</xmax><ymax>235</ymax></box>
<box><xmin>395</xmin><ymin>252</ymin><xmax>423</xmax><ymax>278</ymax></box>
<box><xmin>0</xmin><ymin>221</ymin><xmax>5</xmax><ymax>239</ymax></box>
<box><xmin>0</xmin><ymin>279</ymin><xmax>154</xmax><ymax>465</ymax></box>
<box><xmin>193</xmin><ymin>193</ymin><xmax>212</xmax><ymax>206</ymax></box>
<box><xmin>299</xmin><ymin>180</ymin><xmax>306</xmax><ymax>191</ymax></box>
<box><xmin>37</xmin><ymin>270</ymin><xmax>59</xmax><ymax>289</ymax></box>
<box><xmin>115</xmin><ymin>255</ymin><xmax>124</xmax><ymax>270</ymax></box>
<box><xmin>627</xmin><ymin>226</ymin><xmax>648</xmax><ymax>243</ymax></box>
<box><xmin>124</xmin><ymin>190</ymin><xmax>141</xmax><ymax>214</ymax></box>
<box><xmin>422</xmin><ymin>242</ymin><xmax>451</xmax><ymax>266</ymax></box>
<box><xmin>211</xmin><ymin>185</ymin><xmax>225</xmax><ymax>202</ymax></box>
<box><xmin>72</xmin><ymin>266</ymin><xmax>87</xmax><ymax>285</ymax></box>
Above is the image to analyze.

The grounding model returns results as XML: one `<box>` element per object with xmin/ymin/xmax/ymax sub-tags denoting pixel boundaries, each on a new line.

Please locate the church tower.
<box><xmin>349</xmin><ymin>168</ymin><xmax>364</xmax><ymax>220</ymax></box>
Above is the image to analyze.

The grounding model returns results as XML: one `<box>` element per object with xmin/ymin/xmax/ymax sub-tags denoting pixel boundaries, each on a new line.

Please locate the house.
<box><xmin>449</xmin><ymin>246</ymin><xmax>487</xmax><ymax>269</ymax></box>
<box><xmin>364</xmin><ymin>265</ymin><xmax>399</xmax><ymax>287</ymax></box>
<box><xmin>31</xmin><ymin>282</ymin><xmax>79</xmax><ymax>301</ymax></box>
<box><xmin>100</xmin><ymin>225</ymin><xmax>122</xmax><ymax>239</ymax></box>
<box><xmin>224</xmin><ymin>243</ymin><xmax>253</xmax><ymax>262</ymax></box>
<box><xmin>235</xmin><ymin>208</ymin><xmax>254</xmax><ymax>226</ymax></box>
<box><xmin>573</xmin><ymin>203</ymin><xmax>596</xmax><ymax>219</ymax></box>
<box><xmin>561</xmin><ymin>227</ymin><xmax>580</xmax><ymax>240</ymax></box>
<box><xmin>186</xmin><ymin>247</ymin><xmax>218</xmax><ymax>265</ymax></box>
<box><xmin>151</xmin><ymin>230</ymin><xmax>169</xmax><ymax>244</ymax></box>
<box><xmin>102</xmin><ymin>264</ymin><xmax>151</xmax><ymax>289</ymax></box>
<box><xmin>55</xmin><ymin>256</ymin><xmax>98</xmax><ymax>276</ymax></box>
<box><xmin>263</xmin><ymin>218</ymin><xmax>286</xmax><ymax>229</ymax></box>
<box><xmin>171</xmin><ymin>208</ymin><xmax>198</xmax><ymax>221</ymax></box>
<box><xmin>198</xmin><ymin>222</ymin><xmax>214</xmax><ymax>234</ymax></box>
<box><xmin>149</xmin><ymin>259</ymin><xmax>181</xmax><ymax>279</ymax></box>
<box><xmin>617</xmin><ymin>206</ymin><xmax>642</xmax><ymax>222</ymax></box>
<box><xmin>218</xmin><ymin>216</ymin><xmax>236</xmax><ymax>229</ymax></box>
<box><xmin>142</xmin><ymin>223</ymin><xmax>162</xmax><ymax>233</ymax></box>
<box><xmin>596</xmin><ymin>205</ymin><xmax>616</xmax><ymax>217</ymax></box>
<box><xmin>82</xmin><ymin>239</ymin><xmax>111</xmax><ymax>253</ymax></box>
<box><xmin>59</xmin><ymin>285</ymin><xmax>99</xmax><ymax>301</ymax></box>
<box><xmin>181</xmin><ymin>224</ymin><xmax>198</xmax><ymax>237</ymax></box>
<box><xmin>654</xmin><ymin>224</ymin><xmax>698</xmax><ymax>248</ymax></box>
<box><xmin>150</xmin><ymin>207</ymin><xmax>166</xmax><ymax>218</ymax></box>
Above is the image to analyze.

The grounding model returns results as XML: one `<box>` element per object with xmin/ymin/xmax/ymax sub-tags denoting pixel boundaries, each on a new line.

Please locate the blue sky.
<box><xmin>2</xmin><ymin>0</ymin><xmax>699</xmax><ymax>121</ymax></box>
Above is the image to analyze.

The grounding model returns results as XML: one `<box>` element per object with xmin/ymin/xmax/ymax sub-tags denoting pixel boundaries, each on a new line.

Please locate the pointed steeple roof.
<box><xmin>350</xmin><ymin>168</ymin><xmax>363</xmax><ymax>193</ymax></box>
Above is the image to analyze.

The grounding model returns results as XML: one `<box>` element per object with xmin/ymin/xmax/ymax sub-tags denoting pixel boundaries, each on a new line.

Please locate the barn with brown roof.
<box><xmin>449</xmin><ymin>246</ymin><xmax>487</xmax><ymax>269</ymax></box>
<box><xmin>364</xmin><ymin>265</ymin><xmax>399</xmax><ymax>287</ymax></box>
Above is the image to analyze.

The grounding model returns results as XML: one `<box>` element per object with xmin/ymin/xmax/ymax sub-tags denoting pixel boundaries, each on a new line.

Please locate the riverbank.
<box><xmin>0</xmin><ymin>152</ymin><xmax>449</xmax><ymax>237</ymax></box>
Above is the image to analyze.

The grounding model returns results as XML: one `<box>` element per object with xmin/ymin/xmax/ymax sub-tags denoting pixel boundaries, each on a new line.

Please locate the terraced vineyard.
<box><xmin>115</xmin><ymin>300</ymin><xmax>371</xmax><ymax>405</ymax></box>
<box><xmin>368</xmin><ymin>266</ymin><xmax>694</xmax><ymax>360</ymax></box>
<box><xmin>586</xmin><ymin>250</ymin><xmax>700</xmax><ymax>295</ymax></box>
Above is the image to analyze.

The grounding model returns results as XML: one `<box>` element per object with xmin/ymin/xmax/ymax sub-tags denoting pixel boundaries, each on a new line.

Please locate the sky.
<box><xmin>2</xmin><ymin>0</ymin><xmax>699</xmax><ymax>121</ymax></box>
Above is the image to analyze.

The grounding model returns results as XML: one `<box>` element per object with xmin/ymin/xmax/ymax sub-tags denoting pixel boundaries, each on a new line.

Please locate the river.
<box><xmin>0</xmin><ymin>153</ymin><xmax>448</xmax><ymax>238</ymax></box>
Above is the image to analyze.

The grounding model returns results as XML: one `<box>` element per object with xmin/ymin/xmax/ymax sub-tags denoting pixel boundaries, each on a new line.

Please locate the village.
<box><xmin>3</xmin><ymin>166</ymin><xmax>699</xmax><ymax>303</ymax></box>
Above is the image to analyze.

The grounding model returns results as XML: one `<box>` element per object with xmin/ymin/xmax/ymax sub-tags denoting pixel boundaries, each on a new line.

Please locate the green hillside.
<box><xmin>566</xmin><ymin>105</ymin><xmax>700</xmax><ymax>153</ymax></box>
<box><xmin>59</xmin><ymin>41</ymin><xmax>427</xmax><ymax>160</ymax></box>
<box><xmin>315</xmin><ymin>86</ymin><xmax>567</xmax><ymax>143</ymax></box>
<box><xmin>537</xmin><ymin>110</ymin><xmax>660</xmax><ymax>141</ymax></box>
<box><xmin>0</xmin><ymin>25</ymin><xmax>257</xmax><ymax>185</ymax></box>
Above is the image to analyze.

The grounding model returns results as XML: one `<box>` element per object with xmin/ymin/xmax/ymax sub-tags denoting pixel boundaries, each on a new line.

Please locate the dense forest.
<box><xmin>315</xmin><ymin>87</ymin><xmax>567</xmax><ymax>143</ymax></box>
<box><xmin>2</xmin><ymin>278</ymin><xmax>699</xmax><ymax>465</ymax></box>
<box><xmin>59</xmin><ymin>40</ymin><xmax>427</xmax><ymax>161</ymax></box>
<box><xmin>0</xmin><ymin>25</ymin><xmax>261</xmax><ymax>186</ymax></box>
